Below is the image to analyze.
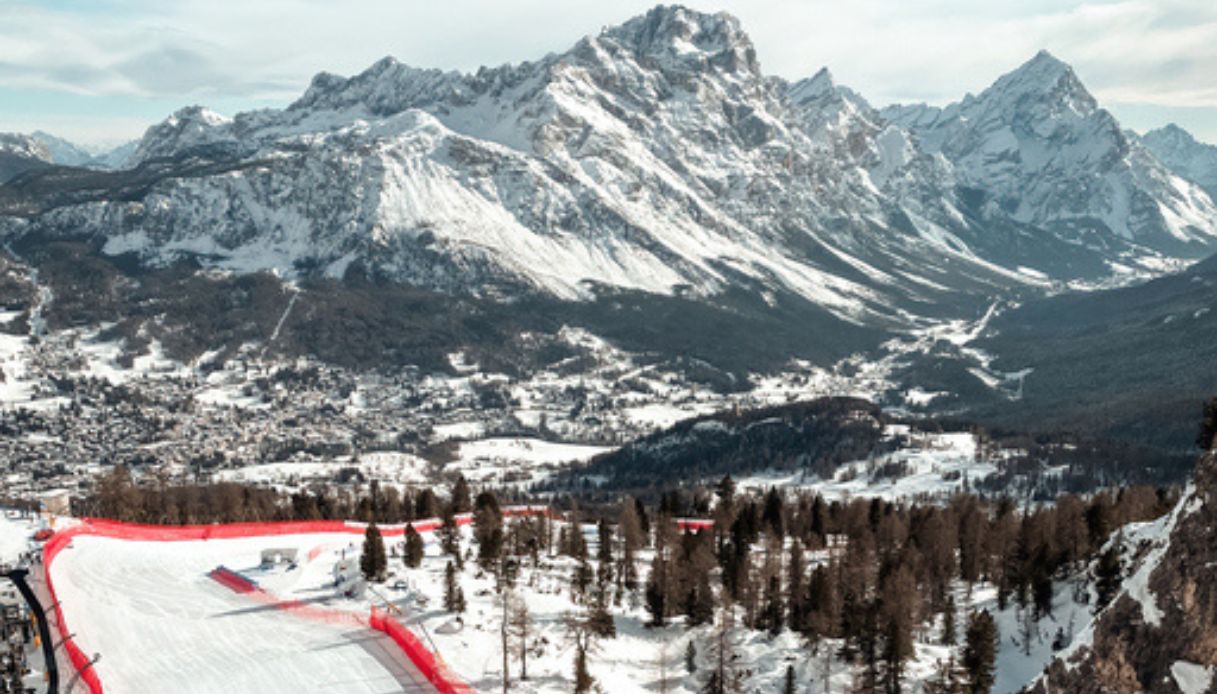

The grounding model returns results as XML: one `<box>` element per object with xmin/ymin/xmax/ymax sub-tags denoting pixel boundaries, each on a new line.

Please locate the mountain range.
<box><xmin>2</xmin><ymin>4</ymin><xmax>1216</xmax><ymax>447</ymax></box>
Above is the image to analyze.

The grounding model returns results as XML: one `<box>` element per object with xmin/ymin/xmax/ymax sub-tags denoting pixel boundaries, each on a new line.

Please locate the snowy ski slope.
<box><xmin>49</xmin><ymin>532</ymin><xmax>435</xmax><ymax>694</ymax></box>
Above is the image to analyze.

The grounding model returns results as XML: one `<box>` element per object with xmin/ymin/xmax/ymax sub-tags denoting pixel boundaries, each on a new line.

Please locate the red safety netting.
<box><xmin>368</xmin><ymin>607</ymin><xmax>474</xmax><ymax>694</ymax></box>
<box><xmin>42</xmin><ymin>527</ymin><xmax>105</xmax><ymax>694</ymax></box>
<box><xmin>42</xmin><ymin>509</ymin><xmax>551</xmax><ymax>693</ymax></box>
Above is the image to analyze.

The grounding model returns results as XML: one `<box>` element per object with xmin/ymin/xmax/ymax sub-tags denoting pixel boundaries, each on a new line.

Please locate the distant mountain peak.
<box><xmin>981</xmin><ymin>50</ymin><xmax>1094</xmax><ymax>111</ymax></box>
<box><xmin>1143</xmin><ymin>122</ymin><xmax>1217</xmax><ymax>200</ymax></box>
<box><xmin>605</xmin><ymin>5</ymin><xmax>758</xmax><ymax>75</ymax></box>
<box><xmin>0</xmin><ymin>133</ymin><xmax>50</xmax><ymax>162</ymax></box>
<box><xmin>788</xmin><ymin>67</ymin><xmax>836</xmax><ymax>103</ymax></box>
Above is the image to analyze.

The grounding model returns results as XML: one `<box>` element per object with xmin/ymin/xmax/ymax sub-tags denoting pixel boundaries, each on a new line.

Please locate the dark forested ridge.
<box><xmin>968</xmin><ymin>253</ymin><xmax>1217</xmax><ymax>450</ymax></box>
<box><xmin>565</xmin><ymin>398</ymin><xmax>890</xmax><ymax>492</ymax></box>
<box><xmin>1</xmin><ymin>236</ymin><xmax>880</xmax><ymax>380</ymax></box>
<box><xmin>544</xmin><ymin>398</ymin><xmax>1199</xmax><ymax>497</ymax></box>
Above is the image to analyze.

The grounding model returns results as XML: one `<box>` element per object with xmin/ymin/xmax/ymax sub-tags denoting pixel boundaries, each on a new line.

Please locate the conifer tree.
<box><xmin>761</xmin><ymin>574</ymin><xmax>784</xmax><ymax>636</ymax></box>
<box><xmin>786</xmin><ymin>540</ymin><xmax>808</xmax><ymax>633</ymax></box>
<box><xmin>572</xmin><ymin>558</ymin><xmax>594</xmax><ymax>603</ymax></box>
<box><xmin>474</xmin><ymin>491</ymin><xmax>504</xmax><ymax>570</ymax></box>
<box><xmin>444</xmin><ymin>560</ymin><xmax>467</xmax><ymax>614</ymax></box>
<box><xmin>451</xmin><ymin>474</ymin><xmax>472</xmax><ymax>514</ymax></box>
<box><xmin>962</xmin><ymin>611</ymin><xmax>998</xmax><ymax>694</ymax></box>
<box><xmin>440</xmin><ymin>502</ymin><xmax>462</xmax><ymax>564</ymax></box>
<box><xmin>646</xmin><ymin>549</ymin><xmax>668</xmax><ymax>627</ymax></box>
<box><xmin>619</xmin><ymin>497</ymin><xmax>643</xmax><ymax>591</ymax></box>
<box><xmin>587</xmin><ymin>581</ymin><xmax>617</xmax><ymax>639</ymax></box>
<box><xmin>1093</xmin><ymin>545</ymin><xmax>1123</xmax><ymax>611</ymax></box>
<box><xmin>685</xmin><ymin>569</ymin><xmax>715</xmax><ymax>627</ymax></box>
<box><xmin>404</xmin><ymin>524</ymin><xmax>424</xmax><ymax>568</ymax></box>
<box><xmin>360</xmin><ymin>522</ymin><xmax>387</xmax><ymax>582</ymax></box>
<box><xmin>783</xmin><ymin>665</ymin><xmax>796</xmax><ymax>694</ymax></box>
<box><xmin>942</xmin><ymin>594</ymin><xmax>957</xmax><ymax>646</ymax></box>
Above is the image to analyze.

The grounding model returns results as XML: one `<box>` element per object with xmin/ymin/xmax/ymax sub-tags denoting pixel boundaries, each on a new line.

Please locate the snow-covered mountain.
<box><xmin>1</xmin><ymin>130</ymin><xmax>138</xmax><ymax>171</ymax></box>
<box><xmin>1143</xmin><ymin>123</ymin><xmax>1217</xmax><ymax>202</ymax></box>
<box><xmin>885</xmin><ymin>51</ymin><xmax>1217</xmax><ymax>260</ymax></box>
<box><xmin>0</xmin><ymin>133</ymin><xmax>53</xmax><ymax>184</ymax></box>
<box><xmin>2</xmin><ymin>7</ymin><xmax>1215</xmax><ymax>331</ymax></box>
<box><xmin>0</xmin><ymin>133</ymin><xmax>49</xmax><ymax>162</ymax></box>
<box><xmin>29</xmin><ymin>131</ymin><xmax>95</xmax><ymax>167</ymax></box>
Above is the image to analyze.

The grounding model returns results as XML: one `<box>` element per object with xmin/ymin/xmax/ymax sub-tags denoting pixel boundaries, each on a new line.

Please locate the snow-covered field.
<box><xmin>0</xmin><ymin>509</ymin><xmax>38</xmax><ymax>565</ymax></box>
<box><xmin>49</xmin><ymin>532</ymin><xmax>435</xmax><ymax>694</ymax></box>
<box><xmin>447</xmin><ymin>437</ymin><xmax>614</xmax><ymax>485</ymax></box>
<box><xmin>735</xmin><ymin>428</ymin><xmax>1004</xmax><ymax>502</ymax></box>
<box><xmin>214</xmin><ymin>451</ymin><xmax>433</xmax><ymax>489</ymax></box>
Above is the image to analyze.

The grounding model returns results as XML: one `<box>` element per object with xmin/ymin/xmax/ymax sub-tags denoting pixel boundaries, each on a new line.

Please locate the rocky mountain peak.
<box><xmin>0</xmin><ymin>133</ymin><xmax>50</xmax><ymax>162</ymax></box>
<box><xmin>788</xmin><ymin>67</ymin><xmax>837</xmax><ymax>105</ymax></box>
<box><xmin>1143</xmin><ymin>123</ymin><xmax>1217</xmax><ymax>200</ymax></box>
<box><xmin>130</xmin><ymin>105</ymin><xmax>234</xmax><ymax>165</ymax></box>
<box><xmin>971</xmin><ymin>49</ymin><xmax>1097</xmax><ymax>120</ymax></box>
<box><xmin>604</xmin><ymin>5</ymin><xmax>758</xmax><ymax>77</ymax></box>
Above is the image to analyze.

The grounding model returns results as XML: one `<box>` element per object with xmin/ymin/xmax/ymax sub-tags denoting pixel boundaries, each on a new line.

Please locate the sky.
<box><xmin>2</xmin><ymin>0</ymin><xmax>1216</xmax><ymax>149</ymax></box>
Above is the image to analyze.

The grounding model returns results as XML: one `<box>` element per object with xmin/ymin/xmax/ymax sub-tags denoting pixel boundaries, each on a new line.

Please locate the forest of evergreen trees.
<box><xmin>78</xmin><ymin>463</ymin><xmax>1175</xmax><ymax>693</ymax></box>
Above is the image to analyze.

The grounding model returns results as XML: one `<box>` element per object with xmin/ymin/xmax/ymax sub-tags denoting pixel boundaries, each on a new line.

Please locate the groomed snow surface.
<box><xmin>50</xmin><ymin>532</ymin><xmax>436</xmax><ymax>694</ymax></box>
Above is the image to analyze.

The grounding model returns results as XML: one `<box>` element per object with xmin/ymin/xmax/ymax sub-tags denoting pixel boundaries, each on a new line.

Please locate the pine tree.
<box><xmin>572</xmin><ymin>558</ymin><xmax>594</xmax><ymax>603</ymax></box>
<box><xmin>879</xmin><ymin>564</ymin><xmax>916</xmax><ymax>694</ymax></box>
<box><xmin>962</xmin><ymin>611</ymin><xmax>998</xmax><ymax>694</ymax></box>
<box><xmin>475</xmin><ymin>491</ymin><xmax>504</xmax><ymax>570</ymax></box>
<box><xmin>783</xmin><ymin>665</ymin><xmax>796</xmax><ymax>694</ymax></box>
<box><xmin>761</xmin><ymin>574</ymin><xmax>784</xmax><ymax>636</ymax></box>
<box><xmin>685</xmin><ymin>569</ymin><xmax>715</xmax><ymax>627</ymax></box>
<box><xmin>942</xmin><ymin>594</ymin><xmax>957</xmax><ymax>646</ymax></box>
<box><xmin>619</xmin><ymin>497</ymin><xmax>643</xmax><ymax>591</ymax></box>
<box><xmin>1093</xmin><ymin>545</ymin><xmax>1123</xmax><ymax>611</ymax></box>
<box><xmin>360</xmin><ymin>522</ymin><xmax>387</xmax><ymax>582</ymax></box>
<box><xmin>587</xmin><ymin>593</ymin><xmax>616</xmax><ymax>639</ymax></box>
<box><xmin>786</xmin><ymin>540</ymin><xmax>808</xmax><ymax>633</ymax></box>
<box><xmin>440</xmin><ymin>503</ymin><xmax>462</xmax><ymax>564</ymax></box>
<box><xmin>685</xmin><ymin>641</ymin><xmax>697</xmax><ymax>674</ymax></box>
<box><xmin>646</xmin><ymin>551</ymin><xmax>668</xmax><ymax>627</ymax></box>
<box><xmin>451</xmin><ymin>474</ymin><xmax>472</xmax><ymax>514</ymax></box>
<box><xmin>404</xmin><ymin>524</ymin><xmax>424</xmax><ymax>568</ymax></box>
<box><xmin>444</xmin><ymin>560</ymin><xmax>467</xmax><ymax>614</ymax></box>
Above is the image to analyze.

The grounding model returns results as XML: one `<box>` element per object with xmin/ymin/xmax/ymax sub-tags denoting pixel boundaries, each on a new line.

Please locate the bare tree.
<box><xmin>507</xmin><ymin>592</ymin><xmax>534</xmax><ymax>681</ymax></box>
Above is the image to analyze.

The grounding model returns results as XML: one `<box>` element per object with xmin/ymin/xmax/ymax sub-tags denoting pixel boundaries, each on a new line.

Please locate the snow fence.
<box><xmin>42</xmin><ymin>528</ymin><xmax>105</xmax><ymax>694</ymax></box>
<box><xmin>369</xmin><ymin>607</ymin><xmax>474</xmax><ymax>694</ymax></box>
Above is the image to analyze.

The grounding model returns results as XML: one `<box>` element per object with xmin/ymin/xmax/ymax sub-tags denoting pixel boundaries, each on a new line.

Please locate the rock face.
<box><xmin>1144</xmin><ymin>124</ymin><xmax>1217</xmax><ymax>203</ymax></box>
<box><xmin>0</xmin><ymin>133</ymin><xmax>53</xmax><ymax>184</ymax></box>
<box><xmin>1</xmin><ymin>6</ymin><xmax>1215</xmax><ymax>330</ymax></box>
<box><xmin>1032</xmin><ymin>449</ymin><xmax>1217</xmax><ymax>693</ymax></box>
<box><xmin>885</xmin><ymin>51</ymin><xmax>1217</xmax><ymax>258</ymax></box>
